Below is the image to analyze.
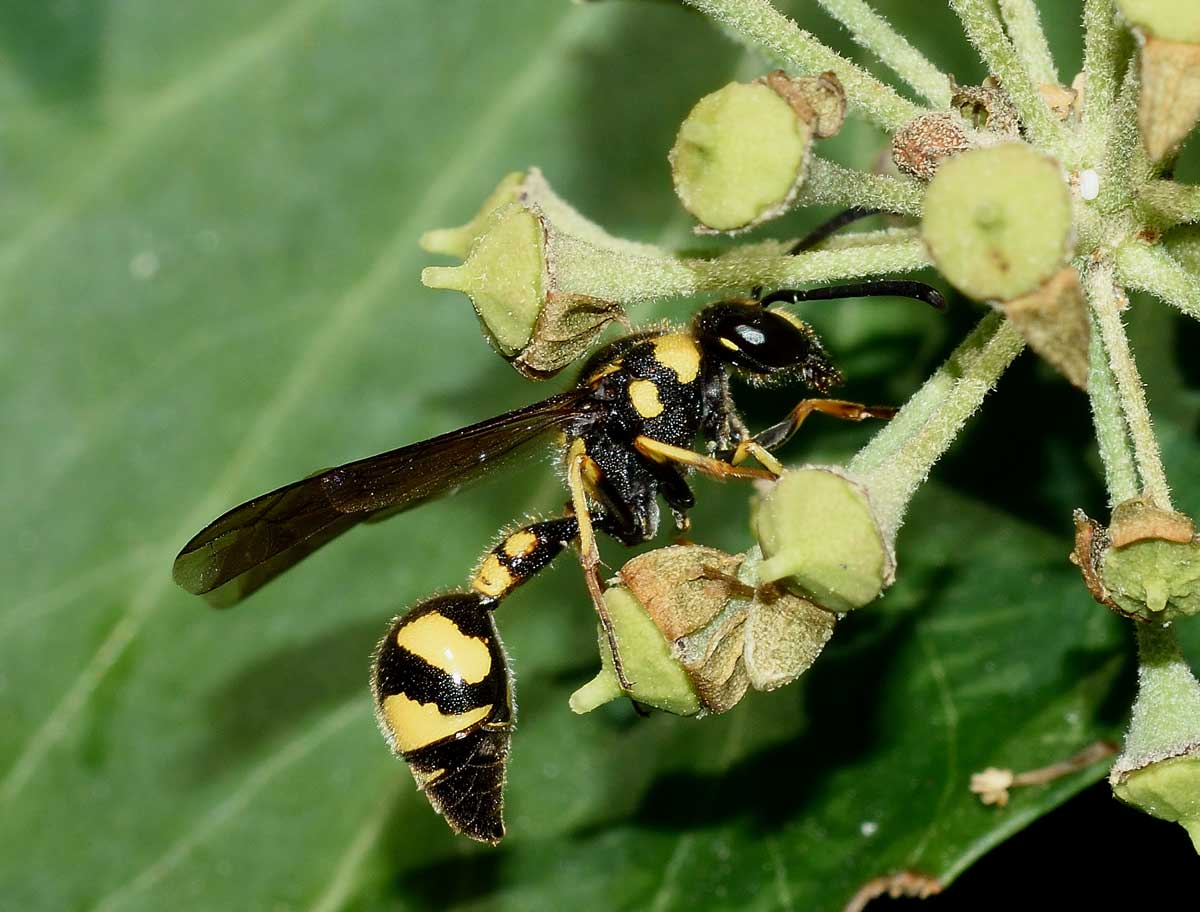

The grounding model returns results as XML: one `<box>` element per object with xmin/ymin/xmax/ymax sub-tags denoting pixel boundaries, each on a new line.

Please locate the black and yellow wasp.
<box><xmin>174</xmin><ymin>275</ymin><xmax>943</xmax><ymax>844</ymax></box>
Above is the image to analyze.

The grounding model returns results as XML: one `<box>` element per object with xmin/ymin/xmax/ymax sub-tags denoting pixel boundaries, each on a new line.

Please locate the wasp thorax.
<box><xmin>570</xmin><ymin>545</ymin><xmax>836</xmax><ymax>716</ymax></box>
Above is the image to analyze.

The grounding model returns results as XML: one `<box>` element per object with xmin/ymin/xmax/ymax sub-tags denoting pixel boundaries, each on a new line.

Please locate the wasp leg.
<box><xmin>567</xmin><ymin>449</ymin><xmax>634</xmax><ymax>691</ymax></box>
<box><xmin>732</xmin><ymin>399</ymin><xmax>897</xmax><ymax>465</ymax></box>
<box><xmin>633</xmin><ymin>436</ymin><xmax>777</xmax><ymax>481</ymax></box>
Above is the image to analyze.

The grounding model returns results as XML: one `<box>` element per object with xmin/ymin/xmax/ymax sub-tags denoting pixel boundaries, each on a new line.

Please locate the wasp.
<box><xmin>173</xmin><ymin>274</ymin><xmax>944</xmax><ymax>844</ymax></box>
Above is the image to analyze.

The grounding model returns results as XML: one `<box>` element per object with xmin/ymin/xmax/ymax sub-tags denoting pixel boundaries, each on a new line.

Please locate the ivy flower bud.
<box><xmin>921</xmin><ymin>143</ymin><xmax>1073</xmax><ymax>302</ymax></box>
<box><xmin>1110</xmin><ymin>625</ymin><xmax>1200</xmax><ymax>852</ymax></box>
<box><xmin>1103</xmin><ymin>500</ymin><xmax>1200</xmax><ymax>622</ymax></box>
<box><xmin>752</xmin><ymin>467</ymin><xmax>893</xmax><ymax>613</ymax></box>
<box><xmin>1073</xmin><ymin>499</ymin><xmax>1200</xmax><ymax>623</ymax></box>
<box><xmin>669</xmin><ymin>72</ymin><xmax>844</xmax><ymax>233</ymax></box>
<box><xmin>421</xmin><ymin>169</ymin><xmax>625</xmax><ymax>378</ymax></box>
<box><xmin>569</xmin><ymin>545</ymin><xmax>835</xmax><ymax>716</ymax></box>
<box><xmin>1118</xmin><ymin>0</ymin><xmax>1200</xmax><ymax>43</ymax></box>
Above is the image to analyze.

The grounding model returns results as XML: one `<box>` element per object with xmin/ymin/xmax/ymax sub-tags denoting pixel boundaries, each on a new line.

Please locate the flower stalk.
<box><xmin>847</xmin><ymin>312</ymin><xmax>1025</xmax><ymax>543</ymax></box>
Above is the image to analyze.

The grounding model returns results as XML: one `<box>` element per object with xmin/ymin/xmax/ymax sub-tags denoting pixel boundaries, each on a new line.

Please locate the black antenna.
<box><xmin>758</xmin><ymin>281</ymin><xmax>948</xmax><ymax>311</ymax></box>
<box><xmin>788</xmin><ymin>206</ymin><xmax>882</xmax><ymax>254</ymax></box>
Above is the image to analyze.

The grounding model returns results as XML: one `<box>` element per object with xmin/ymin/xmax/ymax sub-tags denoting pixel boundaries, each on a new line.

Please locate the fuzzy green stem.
<box><xmin>1086</xmin><ymin>311</ymin><xmax>1140</xmax><ymax>504</ymax></box>
<box><xmin>794</xmin><ymin>157</ymin><xmax>924</xmax><ymax>216</ymax></box>
<box><xmin>848</xmin><ymin>312</ymin><xmax>1025</xmax><ymax>541</ymax></box>
<box><xmin>552</xmin><ymin>230</ymin><xmax>930</xmax><ymax>305</ymax></box>
<box><xmin>681</xmin><ymin>0</ymin><xmax>925</xmax><ymax>131</ymax></box>
<box><xmin>1097</xmin><ymin>60</ymin><xmax>1149</xmax><ymax>215</ymax></box>
<box><xmin>1140</xmin><ymin>181</ymin><xmax>1200</xmax><ymax>228</ymax></box>
<box><xmin>1082</xmin><ymin>0</ymin><xmax>1122</xmax><ymax>165</ymax></box>
<box><xmin>1086</xmin><ymin>261</ymin><xmax>1173</xmax><ymax>509</ymax></box>
<box><xmin>1126</xmin><ymin>624</ymin><xmax>1200</xmax><ymax>761</ymax></box>
<box><xmin>998</xmin><ymin>0</ymin><xmax>1059</xmax><ymax>86</ymax></box>
<box><xmin>948</xmin><ymin>0</ymin><xmax>1064</xmax><ymax>150</ymax></box>
<box><xmin>1115</xmin><ymin>242</ymin><xmax>1200</xmax><ymax>320</ymax></box>
<box><xmin>813</xmin><ymin>0</ymin><xmax>951</xmax><ymax>106</ymax></box>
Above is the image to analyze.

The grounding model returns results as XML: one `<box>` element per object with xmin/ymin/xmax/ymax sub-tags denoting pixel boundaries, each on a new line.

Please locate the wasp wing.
<box><xmin>173</xmin><ymin>392</ymin><xmax>588</xmax><ymax>606</ymax></box>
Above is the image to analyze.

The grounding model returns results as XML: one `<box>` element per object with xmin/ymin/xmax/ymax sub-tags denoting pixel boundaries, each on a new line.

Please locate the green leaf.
<box><xmin>3</xmin><ymin>2</ymin><xmax>1198</xmax><ymax>910</ymax></box>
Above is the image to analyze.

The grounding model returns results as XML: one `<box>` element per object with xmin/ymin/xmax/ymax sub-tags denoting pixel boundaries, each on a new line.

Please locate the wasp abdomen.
<box><xmin>372</xmin><ymin>592</ymin><xmax>513</xmax><ymax>843</ymax></box>
<box><xmin>472</xmin><ymin>517</ymin><xmax>580</xmax><ymax>600</ymax></box>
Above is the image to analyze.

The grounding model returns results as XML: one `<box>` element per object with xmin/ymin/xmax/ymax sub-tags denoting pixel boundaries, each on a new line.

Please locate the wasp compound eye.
<box><xmin>696</xmin><ymin>303</ymin><xmax>814</xmax><ymax>372</ymax></box>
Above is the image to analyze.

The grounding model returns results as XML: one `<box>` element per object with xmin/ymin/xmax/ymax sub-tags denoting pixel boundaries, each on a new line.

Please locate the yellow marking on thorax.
<box><xmin>628</xmin><ymin>379</ymin><xmax>664</xmax><ymax>419</ymax></box>
<box><xmin>473</xmin><ymin>554</ymin><xmax>515</xmax><ymax>598</ymax></box>
<box><xmin>652</xmin><ymin>334</ymin><xmax>701</xmax><ymax>384</ymax></box>
<box><xmin>395</xmin><ymin>613</ymin><xmax>492</xmax><ymax>684</ymax></box>
<box><xmin>502</xmin><ymin>530</ymin><xmax>538</xmax><ymax>558</ymax></box>
<box><xmin>381</xmin><ymin>693</ymin><xmax>492</xmax><ymax>753</ymax></box>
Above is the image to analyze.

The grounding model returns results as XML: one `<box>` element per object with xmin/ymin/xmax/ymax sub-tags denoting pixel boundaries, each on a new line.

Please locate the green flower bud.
<box><xmin>1110</xmin><ymin>625</ymin><xmax>1200</xmax><ymax>852</ymax></box>
<box><xmin>569</xmin><ymin>585</ymin><xmax>702</xmax><ymax>717</ymax></box>
<box><xmin>423</xmin><ymin>201</ymin><xmax>547</xmax><ymax>359</ymax></box>
<box><xmin>570</xmin><ymin>545</ymin><xmax>836</xmax><ymax>716</ymax></box>
<box><xmin>1112</xmin><ymin>753</ymin><xmax>1200</xmax><ymax>851</ymax></box>
<box><xmin>1103</xmin><ymin>541</ymin><xmax>1200</xmax><ymax>621</ymax></box>
<box><xmin>921</xmin><ymin>143</ymin><xmax>1073</xmax><ymax>302</ymax></box>
<box><xmin>1099</xmin><ymin>498</ymin><xmax>1200</xmax><ymax>623</ymax></box>
<box><xmin>1118</xmin><ymin>0</ymin><xmax>1200</xmax><ymax>42</ymax></box>
<box><xmin>419</xmin><ymin>171</ymin><xmax>525</xmax><ymax>260</ymax></box>
<box><xmin>1074</xmin><ymin>500</ymin><xmax>1200</xmax><ymax>622</ymax></box>
<box><xmin>421</xmin><ymin>169</ymin><xmax>625</xmax><ymax>378</ymax></box>
<box><xmin>670</xmin><ymin>72</ymin><xmax>844</xmax><ymax>233</ymax></box>
<box><xmin>753</xmin><ymin>467</ymin><xmax>893</xmax><ymax>613</ymax></box>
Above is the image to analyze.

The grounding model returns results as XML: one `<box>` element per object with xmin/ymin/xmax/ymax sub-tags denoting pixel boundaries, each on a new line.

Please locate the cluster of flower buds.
<box><xmin>569</xmin><ymin>544</ymin><xmax>838</xmax><ymax>717</ymax></box>
<box><xmin>571</xmin><ymin>467</ymin><xmax>893</xmax><ymax>717</ymax></box>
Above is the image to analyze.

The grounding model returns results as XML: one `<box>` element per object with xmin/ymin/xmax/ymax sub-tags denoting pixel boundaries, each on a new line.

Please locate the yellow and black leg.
<box><xmin>633</xmin><ymin>435</ymin><xmax>778</xmax><ymax>481</ymax></box>
<box><xmin>372</xmin><ymin>592</ymin><xmax>514</xmax><ymax>844</ymax></box>
<box><xmin>732</xmin><ymin>399</ymin><xmax>897</xmax><ymax>468</ymax></box>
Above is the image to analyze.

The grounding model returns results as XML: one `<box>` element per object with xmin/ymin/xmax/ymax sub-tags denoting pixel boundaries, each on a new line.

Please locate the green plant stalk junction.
<box><xmin>422</xmin><ymin>0</ymin><xmax>1200</xmax><ymax>853</ymax></box>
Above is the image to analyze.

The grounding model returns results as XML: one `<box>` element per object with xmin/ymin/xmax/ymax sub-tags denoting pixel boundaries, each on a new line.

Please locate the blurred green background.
<box><xmin>2</xmin><ymin>2</ymin><xmax>1198</xmax><ymax>909</ymax></box>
